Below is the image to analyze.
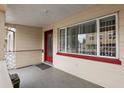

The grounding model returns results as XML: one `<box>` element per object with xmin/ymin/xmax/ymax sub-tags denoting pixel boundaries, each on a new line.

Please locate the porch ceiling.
<box><xmin>5</xmin><ymin>4</ymin><xmax>94</xmax><ymax>28</ymax></box>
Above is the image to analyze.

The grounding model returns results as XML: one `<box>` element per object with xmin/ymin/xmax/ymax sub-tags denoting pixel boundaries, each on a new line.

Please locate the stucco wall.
<box><xmin>42</xmin><ymin>5</ymin><xmax>124</xmax><ymax>87</ymax></box>
<box><xmin>7</xmin><ymin>24</ymin><xmax>42</xmax><ymax>68</ymax></box>
<box><xmin>0</xmin><ymin>11</ymin><xmax>5</xmax><ymax>60</ymax></box>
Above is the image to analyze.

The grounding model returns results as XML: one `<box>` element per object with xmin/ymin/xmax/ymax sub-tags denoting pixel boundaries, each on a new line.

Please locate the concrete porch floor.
<box><xmin>9</xmin><ymin>64</ymin><xmax>103</xmax><ymax>88</ymax></box>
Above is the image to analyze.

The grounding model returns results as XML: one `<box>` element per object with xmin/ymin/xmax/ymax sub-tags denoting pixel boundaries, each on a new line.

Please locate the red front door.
<box><xmin>44</xmin><ymin>30</ymin><xmax>53</xmax><ymax>63</ymax></box>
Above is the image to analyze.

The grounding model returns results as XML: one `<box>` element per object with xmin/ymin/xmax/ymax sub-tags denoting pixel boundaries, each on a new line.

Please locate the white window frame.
<box><xmin>58</xmin><ymin>13</ymin><xmax>118</xmax><ymax>59</ymax></box>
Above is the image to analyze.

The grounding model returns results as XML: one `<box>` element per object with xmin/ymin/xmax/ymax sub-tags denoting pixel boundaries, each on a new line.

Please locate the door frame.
<box><xmin>44</xmin><ymin>29</ymin><xmax>53</xmax><ymax>64</ymax></box>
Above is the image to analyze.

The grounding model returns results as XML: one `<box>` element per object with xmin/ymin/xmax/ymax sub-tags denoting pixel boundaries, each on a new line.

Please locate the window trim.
<box><xmin>57</xmin><ymin>13</ymin><xmax>120</xmax><ymax>64</ymax></box>
<box><xmin>57</xmin><ymin>52</ymin><xmax>121</xmax><ymax>65</ymax></box>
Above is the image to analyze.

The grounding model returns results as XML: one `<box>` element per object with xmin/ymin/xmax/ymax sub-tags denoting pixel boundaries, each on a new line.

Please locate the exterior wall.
<box><xmin>0</xmin><ymin>4</ymin><xmax>6</xmax><ymax>12</ymax></box>
<box><xmin>0</xmin><ymin>7</ymin><xmax>12</xmax><ymax>88</ymax></box>
<box><xmin>7</xmin><ymin>24</ymin><xmax>42</xmax><ymax>68</ymax></box>
<box><xmin>0</xmin><ymin>11</ymin><xmax>5</xmax><ymax>60</ymax></box>
<box><xmin>42</xmin><ymin>5</ymin><xmax>124</xmax><ymax>87</ymax></box>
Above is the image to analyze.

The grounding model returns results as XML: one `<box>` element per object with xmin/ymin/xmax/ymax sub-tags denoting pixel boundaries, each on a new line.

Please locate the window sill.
<box><xmin>56</xmin><ymin>52</ymin><xmax>121</xmax><ymax>65</ymax></box>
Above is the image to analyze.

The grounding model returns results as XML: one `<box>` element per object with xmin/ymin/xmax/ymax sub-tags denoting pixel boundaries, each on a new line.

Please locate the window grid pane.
<box><xmin>67</xmin><ymin>26</ymin><xmax>79</xmax><ymax>53</ymax></box>
<box><xmin>59</xmin><ymin>29</ymin><xmax>65</xmax><ymax>52</ymax></box>
<box><xmin>99</xmin><ymin>15</ymin><xmax>116</xmax><ymax>57</ymax></box>
<box><xmin>79</xmin><ymin>21</ymin><xmax>97</xmax><ymax>55</ymax></box>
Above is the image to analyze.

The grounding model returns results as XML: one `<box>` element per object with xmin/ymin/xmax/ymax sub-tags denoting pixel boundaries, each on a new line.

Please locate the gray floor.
<box><xmin>9</xmin><ymin>64</ymin><xmax>103</xmax><ymax>88</ymax></box>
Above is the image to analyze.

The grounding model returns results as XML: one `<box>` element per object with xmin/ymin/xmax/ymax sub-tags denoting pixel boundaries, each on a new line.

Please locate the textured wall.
<box><xmin>15</xmin><ymin>25</ymin><xmax>42</xmax><ymax>68</ymax></box>
<box><xmin>6</xmin><ymin>24</ymin><xmax>42</xmax><ymax>68</ymax></box>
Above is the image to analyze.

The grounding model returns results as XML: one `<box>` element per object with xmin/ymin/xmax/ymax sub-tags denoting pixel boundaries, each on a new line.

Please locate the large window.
<box><xmin>58</xmin><ymin>13</ymin><xmax>118</xmax><ymax>58</ymax></box>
